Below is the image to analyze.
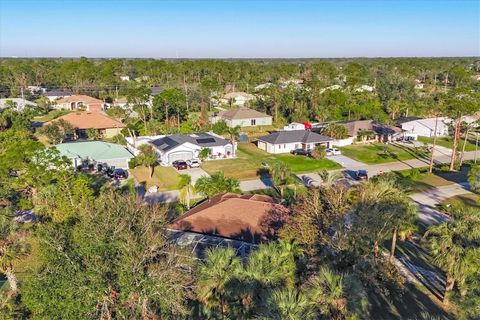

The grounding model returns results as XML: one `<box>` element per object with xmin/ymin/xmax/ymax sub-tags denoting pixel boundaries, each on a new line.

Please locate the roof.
<box><xmin>44</xmin><ymin>89</ymin><xmax>73</xmax><ymax>97</ymax></box>
<box><xmin>150</xmin><ymin>132</ymin><xmax>231</xmax><ymax>152</ymax></box>
<box><xmin>373</xmin><ymin>124</ymin><xmax>403</xmax><ymax>136</ymax></box>
<box><xmin>169</xmin><ymin>193</ymin><xmax>290</xmax><ymax>243</ymax></box>
<box><xmin>151</xmin><ymin>87</ymin><xmax>164</xmax><ymax>95</ymax></box>
<box><xmin>57</xmin><ymin>95</ymin><xmax>103</xmax><ymax>104</ymax></box>
<box><xmin>257</xmin><ymin>130</ymin><xmax>332</xmax><ymax>144</ymax></box>
<box><xmin>218</xmin><ymin>107</ymin><xmax>271</xmax><ymax>120</ymax></box>
<box><xmin>48</xmin><ymin>112</ymin><xmax>125</xmax><ymax>129</ymax></box>
<box><xmin>223</xmin><ymin>91</ymin><xmax>256</xmax><ymax>100</ymax></box>
<box><xmin>56</xmin><ymin>141</ymin><xmax>133</xmax><ymax>161</ymax></box>
<box><xmin>0</xmin><ymin>98</ymin><xmax>37</xmax><ymax>109</ymax></box>
<box><xmin>338</xmin><ymin>120</ymin><xmax>375</xmax><ymax>137</ymax></box>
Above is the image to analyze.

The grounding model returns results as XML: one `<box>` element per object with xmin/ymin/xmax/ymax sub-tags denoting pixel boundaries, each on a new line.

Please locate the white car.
<box><xmin>326</xmin><ymin>148</ymin><xmax>341</xmax><ymax>156</ymax></box>
<box><xmin>187</xmin><ymin>159</ymin><xmax>200</xmax><ymax>168</ymax></box>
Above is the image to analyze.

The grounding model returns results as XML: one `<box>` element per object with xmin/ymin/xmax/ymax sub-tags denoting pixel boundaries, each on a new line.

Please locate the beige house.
<box><xmin>210</xmin><ymin>107</ymin><xmax>272</xmax><ymax>127</ymax></box>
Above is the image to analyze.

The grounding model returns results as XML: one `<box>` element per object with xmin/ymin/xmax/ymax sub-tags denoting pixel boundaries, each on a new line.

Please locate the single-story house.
<box><xmin>54</xmin><ymin>95</ymin><xmax>105</xmax><ymax>112</ymax></box>
<box><xmin>257</xmin><ymin>130</ymin><xmax>333</xmax><ymax>154</ymax></box>
<box><xmin>169</xmin><ymin>193</ymin><xmax>290</xmax><ymax>245</ymax></box>
<box><xmin>46</xmin><ymin>112</ymin><xmax>125</xmax><ymax>139</ymax></box>
<box><xmin>397</xmin><ymin>117</ymin><xmax>450</xmax><ymax>139</ymax></box>
<box><xmin>219</xmin><ymin>92</ymin><xmax>256</xmax><ymax>106</ymax></box>
<box><xmin>149</xmin><ymin>132</ymin><xmax>234</xmax><ymax>165</ymax></box>
<box><xmin>337</xmin><ymin>120</ymin><xmax>403</xmax><ymax>144</ymax></box>
<box><xmin>211</xmin><ymin>107</ymin><xmax>272</xmax><ymax>127</ymax></box>
<box><xmin>0</xmin><ymin>98</ymin><xmax>37</xmax><ymax>111</ymax></box>
<box><xmin>56</xmin><ymin>141</ymin><xmax>134</xmax><ymax>169</ymax></box>
<box><xmin>43</xmin><ymin>89</ymin><xmax>73</xmax><ymax>101</ymax></box>
<box><xmin>354</xmin><ymin>85</ymin><xmax>375</xmax><ymax>93</ymax></box>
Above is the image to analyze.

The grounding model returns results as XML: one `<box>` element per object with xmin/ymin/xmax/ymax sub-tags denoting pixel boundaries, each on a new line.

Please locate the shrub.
<box><xmin>199</xmin><ymin>148</ymin><xmax>212</xmax><ymax>160</ymax></box>
<box><xmin>409</xmin><ymin>168</ymin><xmax>420</xmax><ymax>180</ymax></box>
<box><xmin>128</xmin><ymin>158</ymin><xmax>137</xmax><ymax>169</ymax></box>
<box><xmin>311</xmin><ymin>145</ymin><xmax>326</xmax><ymax>160</ymax></box>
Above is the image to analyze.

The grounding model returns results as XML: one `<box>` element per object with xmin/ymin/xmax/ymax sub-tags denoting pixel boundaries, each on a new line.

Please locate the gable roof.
<box><xmin>257</xmin><ymin>130</ymin><xmax>332</xmax><ymax>145</ymax></box>
<box><xmin>150</xmin><ymin>132</ymin><xmax>231</xmax><ymax>152</ymax></box>
<box><xmin>44</xmin><ymin>89</ymin><xmax>73</xmax><ymax>97</ymax></box>
<box><xmin>56</xmin><ymin>141</ymin><xmax>133</xmax><ymax>161</ymax></box>
<box><xmin>218</xmin><ymin>107</ymin><xmax>271</xmax><ymax>120</ymax></box>
<box><xmin>169</xmin><ymin>193</ymin><xmax>289</xmax><ymax>243</ymax></box>
<box><xmin>57</xmin><ymin>95</ymin><xmax>103</xmax><ymax>104</ymax></box>
<box><xmin>48</xmin><ymin>112</ymin><xmax>125</xmax><ymax>129</ymax></box>
<box><xmin>338</xmin><ymin>120</ymin><xmax>375</xmax><ymax>137</ymax></box>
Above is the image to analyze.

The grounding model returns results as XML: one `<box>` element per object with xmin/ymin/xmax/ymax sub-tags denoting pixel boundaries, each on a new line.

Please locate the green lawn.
<box><xmin>130</xmin><ymin>165</ymin><xmax>180</xmax><ymax>191</ymax></box>
<box><xmin>418</xmin><ymin>136</ymin><xmax>478</xmax><ymax>152</ymax></box>
<box><xmin>440</xmin><ymin>193</ymin><xmax>480</xmax><ymax>209</ymax></box>
<box><xmin>339</xmin><ymin>143</ymin><xmax>419</xmax><ymax>164</ymax></box>
<box><xmin>201</xmin><ymin>142</ymin><xmax>341</xmax><ymax>180</ymax></box>
<box><xmin>393</xmin><ymin>169</ymin><xmax>457</xmax><ymax>194</ymax></box>
<box><xmin>32</xmin><ymin>110</ymin><xmax>72</xmax><ymax>122</ymax></box>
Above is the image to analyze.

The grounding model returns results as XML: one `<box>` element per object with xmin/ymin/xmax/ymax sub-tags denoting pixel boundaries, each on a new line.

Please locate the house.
<box><xmin>46</xmin><ymin>112</ymin><xmax>125</xmax><ymax>139</ymax></box>
<box><xmin>219</xmin><ymin>92</ymin><xmax>256</xmax><ymax>106</ymax></box>
<box><xmin>120</xmin><ymin>75</ymin><xmax>130</xmax><ymax>81</ymax></box>
<box><xmin>397</xmin><ymin>117</ymin><xmax>450</xmax><ymax>139</ymax></box>
<box><xmin>414</xmin><ymin>79</ymin><xmax>425</xmax><ymax>90</ymax></box>
<box><xmin>336</xmin><ymin>120</ymin><xmax>403</xmax><ymax>145</ymax></box>
<box><xmin>254</xmin><ymin>82</ymin><xmax>273</xmax><ymax>91</ymax></box>
<box><xmin>27</xmin><ymin>86</ymin><xmax>46</xmax><ymax>94</ymax></box>
<box><xmin>354</xmin><ymin>85</ymin><xmax>375</xmax><ymax>93</ymax></box>
<box><xmin>211</xmin><ymin>107</ymin><xmax>272</xmax><ymax>127</ymax></box>
<box><xmin>149</xmin><ymin>132</ymin><xmax>234</xmax><ymax>165</ymax></box>
<box><xmin>56</xmin><ymin>141</ymin><xmax>133</xmax><ymax>169</ymax></box>
<box><xmin>319</xmin><ymin>84</ymin><xmax>342</xmax><ymax>94</ymax></box>
<box><xmin>257</xmin><ymin>130</ymin><xmax>333</xmax><ymax>154</ymax></box>
<box><xmin>43</xmin><ymin>89</ymin><xmax>73</xmax><ymax>101</ymax></box>
<box><xmin>0</xmin><ymin>98</ymin><xmax>37</xmax><ymax>111</ymax></box>
<box><xmin>54</xmin><ymin>95</ymin><xmax>105</xmax><ymax>112</ymax></box>
<box><xmin>169</xmin><ymin>193</ymin><xmax>290</xmax><ymax>245</ymax></box>
<box><xmin>283</xmin><ymin>122</ymin><xmax>312</xmax><ymax>131</ymax></box>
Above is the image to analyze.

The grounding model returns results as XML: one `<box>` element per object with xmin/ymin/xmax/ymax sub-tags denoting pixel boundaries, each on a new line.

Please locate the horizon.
<box><xmin>1</xmin><ymin>0</ymin><xmax>479</xmax><ymax>58</ymax></box>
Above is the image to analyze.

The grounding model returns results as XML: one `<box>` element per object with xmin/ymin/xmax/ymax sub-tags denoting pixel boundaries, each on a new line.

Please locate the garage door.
<box><xmin>168</xmin><ymin>151</ymin><xmax>193</xmax><ymax>164</ymax></box>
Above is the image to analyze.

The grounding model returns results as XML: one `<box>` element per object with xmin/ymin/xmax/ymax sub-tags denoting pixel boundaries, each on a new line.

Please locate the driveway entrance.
<box><xmin>327</xmin><ymin>155</ymin><xmax>366</xmax><ymax>169</ymax></box>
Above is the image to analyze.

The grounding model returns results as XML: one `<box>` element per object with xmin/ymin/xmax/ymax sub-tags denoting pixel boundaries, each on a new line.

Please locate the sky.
<box><xmin>0</xmin><ymin>0</ymin><xmax>479</xmax><ymax>58</ymax></box>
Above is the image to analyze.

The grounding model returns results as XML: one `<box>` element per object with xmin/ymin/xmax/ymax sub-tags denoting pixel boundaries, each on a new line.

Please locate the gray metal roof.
<box><xmin>150</xmin><ymin>133</ymin><xmax>231</xmax><ymax>152</ymax></box>
<box><xmin>257</xmin><ymin>130</ymin><xmax>333</xmax><ymax>144</ymax></box>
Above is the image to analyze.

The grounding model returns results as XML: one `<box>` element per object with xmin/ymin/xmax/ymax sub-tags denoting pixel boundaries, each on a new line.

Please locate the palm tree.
<box><xmin>178</xmin><ymin>174</ymin><xmax>194</xmax><ymax>209</ymax></box>
<box><xmin>270</xmin><ymin>161</ymin><xmax>292</xmax><ymax>197</ymax></box>
<box><xmin>226</xmin><ymin>126</ymin><xmax>241</xmax><ymax>157</ymax></box>
<box><xmin>196</xmin><ymin>247</ymin><xmax>242</xmax><ymax>318</ymax></box>
<box><xmin>264</xmin><ymin>289</ymin><xmax>314</xmax><ymax>320</ymax></box>
<box><xmin>321</xmin><ymin>123</ymin><xmax>349</xmax><ymax>140</ymax></box>
<box><xmin>318</xmin><ymin>169</ymin><xmax>343</xmax><ymax>187</ymax></box>
<box><xmin>194</xmin><ymin>172</ymin><xmax>240</xmax><ymax>199</ymax></box>
<box><xmin>0</xmin><ymin>213</ymin><xmax>29</xmax><ymax>304</ymax></box>
<box><xmin>424</xmin><ymin>208</ymin><xmax>480</xmax><ymax>304</ymax></box>
<box><xmin>136</xmin><ymin>144</ymin><xmax>158</xmax><ymax>177</ymax></box>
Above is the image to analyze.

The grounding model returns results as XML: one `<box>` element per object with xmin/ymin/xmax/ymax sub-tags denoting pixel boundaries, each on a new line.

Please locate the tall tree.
<box><xmin>136</xmin><ymin>144</ymin><xmax>158</xmax><ymax>177</ymax></box>
<box><xmin>178</xmin><ymin>174</ymin><xmax>194</xmax><ymax>210</ymax></box>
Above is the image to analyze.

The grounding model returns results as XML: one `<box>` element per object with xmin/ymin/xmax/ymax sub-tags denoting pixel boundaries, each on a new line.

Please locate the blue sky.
<box><xmin>0</xmin><ymin>0</ymin><xmax>478</xmax><ymax>58</ymax></box>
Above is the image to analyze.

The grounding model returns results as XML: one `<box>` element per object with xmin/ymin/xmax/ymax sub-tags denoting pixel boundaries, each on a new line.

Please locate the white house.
<box><xmin>210</xmin><ymin>107</ymin><xmax>272</xmax><ymax>128</ymax></box>
<box><xmin>257</xmin><ymin>130</ymin><xmax>333</xmax><ymax>154</ymax></box>
<box><xmin>319</xmin><ymin>84</ymin><xmax>343</xmax><ymax>94</ymax></box>
<box><xmin>354</xmin><ymin>85</ymin><xmax>375</xmax><ymax>93</ymax></box>
<box><xmin>219</xmin><ymin>92</ymin><xmax>256</xmax><ymax>106</ymax></box>
<box><xmin>149</xmin><ymin>132</ymin><xmax>235</xmax><ymax>165</ymax></box>
<box><xmin>398</xmin><ymin>117</ymin><xmax>450</xmax><ymax>139</ymax></box>
<box><xmin>283</xmin><ymin>122</ymin><xmax>308</xmax><ymax>131</ymax></box>
<box><xmin>0</xmin><ymin>98</ymin><xmax>37</xmax><ymax>111</ymax></box>
<box><xmin>43</xmin><ymin>89</ymin><xmax>73</xmax><ymax>101</ymax></box>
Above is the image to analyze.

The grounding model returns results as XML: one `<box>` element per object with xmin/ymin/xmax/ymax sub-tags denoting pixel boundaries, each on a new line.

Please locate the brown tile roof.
<box><xmin>169</xmin><ymin>193</ymin><xmax>290</xmax><ymax>243</ymax></box>
<box><xmin>338</xmin><ymin>120</ymin><xmax>374</xmax><ymax>137</ymax></box>
<box><xmin>48</xmin><ymin>112</ymin><xmax>125</xmax><ymax>129</ymax></box>
<box><xmin>57</xmin><ymin>95</ymin><xmax>103</xmax><ymax>104</ymax></box>
<box><xmin>219</xmin><ymin>107</ymin><xmax>271</xmax><ymax>120</ymax></box>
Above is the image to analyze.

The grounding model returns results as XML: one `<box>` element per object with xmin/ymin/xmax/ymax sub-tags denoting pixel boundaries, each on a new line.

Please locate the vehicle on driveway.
<box><xmin>187</xmin><ymin>159</ymin><xmax>200</xmax><ymax>168</ymax></box>
<box><xmin>291</xmin><ymin>148</ymin><xmax>312</xmax><ymax>156</ymax></box>
<box><xmin>109</xmin><ymin>168</ymin><xmax>128</xmax><ymax>179</ymax></box>
<box><xmin>355</xmin><ymin>169</ymin><xmax>369</xmax><ymax>180</ymax></box>
<box><xmin>326</xmin><ymin>148</ymin><xmax>341</xmax><ymax>156</ymax></box>
<box><xmin>172</xmin><ymin>160</ymin><xmax>188</xmax><ymax>170</ymax></box>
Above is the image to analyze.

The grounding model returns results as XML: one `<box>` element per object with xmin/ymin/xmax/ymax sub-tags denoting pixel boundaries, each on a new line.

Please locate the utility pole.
<box><xmin>20</xmin><ymin>87</ymin><xmax>24</xmax><ymax>112</ymax></box>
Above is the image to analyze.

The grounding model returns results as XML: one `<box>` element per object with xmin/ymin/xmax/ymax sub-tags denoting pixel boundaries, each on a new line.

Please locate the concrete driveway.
<box><xmin>327</xmin><ymin>154</ymin><xmax>366</xmax><ymax>169</ymax></box>
<box><xmin>183</xmin><ymin>167</ymin><xmax>210</xmax><ymax>184</ymax></box>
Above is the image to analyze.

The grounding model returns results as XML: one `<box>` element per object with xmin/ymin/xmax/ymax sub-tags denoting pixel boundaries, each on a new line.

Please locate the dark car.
<box><xmin>108</xmin><ymin>168</ymin><xmax>128</xmax><ymax>179</ymax></box>
<box><xmin>172</xmin><ymin>160</ymin><xmax>188</xmax><ymax>170</ymax></box>
<box><xmin>355</xmin><ymin>170</ymin><xmax>369</xmax><ymax>180</ymax></box>
<box><xmin>290</xmin><ymin>148</ymin><xmax>312</xmax><ymax>156</ymax></box>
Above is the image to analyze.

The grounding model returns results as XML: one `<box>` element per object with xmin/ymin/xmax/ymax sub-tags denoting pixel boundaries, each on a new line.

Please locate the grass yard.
<box><xmin>32</xmin><ymin>109</ymin><xmax>72</xmax><ymax>122</ymax></box>
<box><xmin>418</xmin><ymin>136</ymin><xmax>478</xmax><ymax>152</ymax></box>
<box><xmin>440</xmin><ymin>193</ymin><xmax>480</xmax><ymax>209</ymax></box>
<box><xmin>339</xmin><ymin>143</ymin><xmax>418</xmax><ymax>164</ymax></box>
<box><xmin>130</xmin><ymin>165</ymin><xmax>180</xmax><ymax>191</ymax></box>
<box><xmin>393</xmin><ymin>169</ymin><xmax>457</xmax><ymax>194</ymax></box>
<box><xmin>201</xmin><ymin>142</ymin><xmax>341</xmax><ymax>180</ymax></box>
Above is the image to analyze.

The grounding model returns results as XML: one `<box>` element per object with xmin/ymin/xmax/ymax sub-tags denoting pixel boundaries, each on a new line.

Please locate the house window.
<box><xmin>283</xmin><ymin>144</ymin><xmax>286</xmax><ymax>148</ymax></box>
<box><xmin>251</xmin><ymin>119</ymin><xmax>256</xmax><ymax>126</ymax></box>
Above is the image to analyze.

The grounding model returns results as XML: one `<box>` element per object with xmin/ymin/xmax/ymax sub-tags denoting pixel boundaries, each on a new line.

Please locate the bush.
<box><xmin>311</xmin><ymin>145</ymin><xmax>326</xmax><ymax>160</ymax></box>
<box><xmin>128</xmin><ymin>158</ymin><xmax>137</xmax><ymax>169</ymax></box>
<box><xmin>409</xmin><ymin>168</ymin><xmax>420</xmax><ymax>180</ymax></box>
<box><xmin>211</xmin><ymin>120</ymin><xmax>228</xmax><ymax>135</ymax></box>
<box><xmin>199</xmin><ymin>148</ymin><xmax>212</xmax><ymax>160</ymax></box>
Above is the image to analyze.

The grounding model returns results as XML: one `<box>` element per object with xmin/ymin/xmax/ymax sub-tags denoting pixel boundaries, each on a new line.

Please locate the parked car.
<box><xmin>110</xmin><ymin>168</ymin><xmax>128</xmax><ymax>179</ymax></box>
<box><xmin>187</xmin><ymin>159</ymin><xmax>200</xmax><ymax>168</ymax></box>
<box><xmin>172</xmin><ymin>160</ymin><xmax>188</xmax><ymax>170</ymax></box>
<box><xmin>290</xmin><ymin>148</ymin><xmax>312</xmax><ymax>156</ymax></box>
<box><xmin>355</xmin><ymin>170</ymin><xmax>369</xmax><ymax>180</ymax></box>
<box><xmin>326</xmin><ymin>148</ymin><xmax>341</xmax><ymax>156</ymax></box>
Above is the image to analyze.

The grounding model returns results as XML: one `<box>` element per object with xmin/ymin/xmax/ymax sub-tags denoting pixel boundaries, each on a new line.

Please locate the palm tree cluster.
<box><xmin>195</xmin><ymin>240</ymin><xmax>370</xmax><ymax>319</ymax></box>
<box><xmin>194</xmin><ymin>171</ymin><xmax>240</xmax><ymax>199</ymax></box>
<box><xmin>424</xmin><ymin>206</ymin><xmax>480</xmax><ymax>308</ymax></box>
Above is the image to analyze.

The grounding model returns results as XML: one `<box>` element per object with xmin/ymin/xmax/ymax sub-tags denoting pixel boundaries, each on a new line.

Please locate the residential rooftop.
<box><xmin>55</xmin><ymin>141</ymin><xmax>133</xmax><ymax>161</ymax></box>
<box><xmin>150</xmin><ymin>132</ymin><xmax>231</xmax><ymax>152</ymax></box>
<box><xmin>257</xmin><ymin>130</ymin><xmax>332</xmax><ymax>144</ymax></box>
<box><xmin>47</xmin><ymin>112</ymin><xmax>125</xmax><ymax>129</ymax></box>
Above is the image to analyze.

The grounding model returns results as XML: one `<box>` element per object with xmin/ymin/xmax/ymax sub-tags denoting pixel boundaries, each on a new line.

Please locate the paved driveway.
<box><xmin>183</xmin><ymin>167</ymin><xmax>210</xmax><ymax>184</ymax></box>
<box><xmin>327</xmin><ymin>154</ymin><xmax>366</xmax><ymax>169</ymax></box>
